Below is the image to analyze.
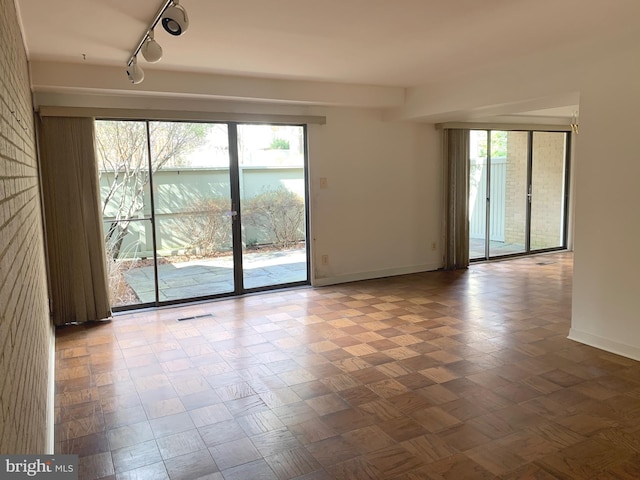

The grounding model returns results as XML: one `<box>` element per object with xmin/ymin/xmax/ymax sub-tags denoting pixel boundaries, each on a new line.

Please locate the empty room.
<box><xmin>1</xmin><ymin>0</ymin><xmax>640</xmax><ymax>478</ymax></box>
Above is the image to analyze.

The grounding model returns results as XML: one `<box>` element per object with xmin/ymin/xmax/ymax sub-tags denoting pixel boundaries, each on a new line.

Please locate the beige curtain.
<box><xmin>38</xmin><ymin>116</ymin><xmax>111</xmax><ymax>325</ymax></box>
<box><xmin>443</xmin><ymin>128</ymin><xmax>470</xmax><ymax>270</ymax></box>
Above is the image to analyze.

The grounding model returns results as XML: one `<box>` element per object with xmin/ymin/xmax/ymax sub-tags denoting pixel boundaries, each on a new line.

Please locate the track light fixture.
<box><xmin>141</xmin><ymin>29</ymin><xmax>163</xmax><ymax>63</ymax></box>
<box><xmin>125</xmin><ymin>0</ymin><xmax>189</xmax><ymax>84</ymax></box>
<box><xmin>162</xmin><ymin>0</ymin><xmax>189</xmax><ymax>36</ymax></box>
<box><xmin>126</xmin><ymin>56</ymin><xmax>144</xmax><ymax>84</ymax></box>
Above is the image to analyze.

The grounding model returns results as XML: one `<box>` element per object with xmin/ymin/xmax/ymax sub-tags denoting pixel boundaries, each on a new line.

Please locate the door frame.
<box><xmin>101</xmin><ymin>119</ymin><xmax>311</xmax><ymax>312</ymax></box>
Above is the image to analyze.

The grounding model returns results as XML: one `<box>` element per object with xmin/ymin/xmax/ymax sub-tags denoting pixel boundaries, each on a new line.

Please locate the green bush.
<box><xmin>269</xmin><ymin>138</ymin><xmax>290</xmax><ymax>150</ymax></box>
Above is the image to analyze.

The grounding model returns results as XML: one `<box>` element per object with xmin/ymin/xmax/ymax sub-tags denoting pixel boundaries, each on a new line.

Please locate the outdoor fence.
<box><xmin>101</xmin><ymin>166</ymin><xmax>305</xmax><ymax>259</ymax></box>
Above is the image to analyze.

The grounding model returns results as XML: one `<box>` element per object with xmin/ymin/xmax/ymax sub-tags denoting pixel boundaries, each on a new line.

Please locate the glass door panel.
<box><xmin>96</xmin><ymin>120</ymin><xmax>154</xmax><ymax>308</ymax></box>
<box><xmin>530</xmin><ymin>132</ymin><xmax>567</xmax><ymax>250</ymax></box>
<box><xmin>237</xmin><ymin>124</ymin><xmax>308</xmax><ymax>290</ymax></box>
<box><xmin>151</xmin><ymin>122</ymin><xmax>235</xmax><ymax>302</ymax></box>
<box><xmin>490</xmin><ymin>131</ymin><xmax>527</xmax><ymax>257</ymax></box>
<box><xmin>469</xmin><ymin>130</ymin><xmax>488</xmax><ymax>260</ymax></box>
<box><xmin>469</xmin><ymin>129</ymin><xmax>569</xmax><ymax>263</ymax></box>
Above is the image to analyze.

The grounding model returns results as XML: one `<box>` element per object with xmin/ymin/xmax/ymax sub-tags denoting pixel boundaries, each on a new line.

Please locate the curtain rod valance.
<box><xmin>38</xmin><ymin>106</ymin><xmax>327</xmax><ymax>125</ymax></box>
<box><xmin>435</xmin><ymin>122</ymin><xmax>571</xmax><ymax>132</ymax></box>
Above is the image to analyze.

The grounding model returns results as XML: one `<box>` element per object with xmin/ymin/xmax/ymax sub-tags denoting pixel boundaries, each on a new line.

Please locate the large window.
<box><xmin>96</xmin><ymin>120</ymin><xmax>309</xmax><ymax>309</ymax></box>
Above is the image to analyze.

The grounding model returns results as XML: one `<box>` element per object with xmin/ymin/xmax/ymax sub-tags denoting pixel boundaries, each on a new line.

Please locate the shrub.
<box><xmin>269</xmin><ymin>138</ymin><xmax>290</xmax><ymax>150</ymax></box>
<box><xmin>104</xmin><ymin>241</ymin><xmax>140</xmax><ymax>306</ymax></box>
<box><xmin>177</xmin><ymin>197</ymin><xmax>233</xmax><ymax>256</ymax></box>
<box><xmin>242</xmin><ymin>187</ymin><xmax>305</xmax><ymax>248</ymax></box>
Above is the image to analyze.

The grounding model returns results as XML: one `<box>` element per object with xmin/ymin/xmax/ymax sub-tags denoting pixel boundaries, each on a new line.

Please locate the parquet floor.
<box><xmin>54</xmin><ymin>252</ymin><xmax>640</xmax><ymax>479</ymax></box>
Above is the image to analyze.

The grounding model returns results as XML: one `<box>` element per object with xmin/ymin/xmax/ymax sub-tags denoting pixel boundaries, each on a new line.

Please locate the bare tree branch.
<box><xmin>96</xmin><ymin>121</ymin><xmax>209</xmax><ymax>259</ymax></box>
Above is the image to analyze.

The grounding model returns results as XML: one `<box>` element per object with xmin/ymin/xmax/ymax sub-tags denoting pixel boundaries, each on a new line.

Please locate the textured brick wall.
<box><xmin>504</xmin><ymin>132</ymin><xmax>566</xmax><ymax>248</ymax></box>
<box><xmin>0</xmin><ymin>0</ymin><xmax>53</xmax><ymax>454</ymax></box>
<box><xmin>504</xmin><ymin>132</ymin><xmax>528</xmax><ymax>245</ymax></box>
<box><xmin>530</xmin><ymin>132</ymin><xmax>566</xmax><ymax>249</ymax></box>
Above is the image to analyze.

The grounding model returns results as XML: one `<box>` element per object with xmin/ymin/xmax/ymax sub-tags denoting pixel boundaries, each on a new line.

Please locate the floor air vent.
<box><xmin>177</xmin><ymin>313</ymin><xmax>214</xmax><ymax>322</ymax></box>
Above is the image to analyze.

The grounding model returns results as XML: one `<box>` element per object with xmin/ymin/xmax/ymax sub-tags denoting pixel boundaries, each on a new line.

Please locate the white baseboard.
<box><xmin>312</xmin><ymin>263</ymin><xmax>441</xmax><ymax>287</ymax></box>
<box><xmin>568</xmin><ymin>328</ymin><xmax>640</xmax><ymax>362</ymax></box>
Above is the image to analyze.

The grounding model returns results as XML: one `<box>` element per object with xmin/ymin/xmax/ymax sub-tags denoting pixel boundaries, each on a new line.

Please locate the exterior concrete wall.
<box><xmin>101</xmin><ymin>166</ymin><xmax>305</xmax><ymax>256</ymax></box>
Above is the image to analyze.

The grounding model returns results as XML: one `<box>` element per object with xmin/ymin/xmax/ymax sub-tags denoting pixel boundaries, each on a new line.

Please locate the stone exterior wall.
<box><xmin>0</xmin><ymin>0</ymin><xmax>53</xmax><ymax>454</ymax></box>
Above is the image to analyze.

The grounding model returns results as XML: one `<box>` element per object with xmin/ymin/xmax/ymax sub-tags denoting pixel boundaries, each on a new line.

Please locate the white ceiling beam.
<box><xmin>30</xmin><ymin>61</ymin><xmax>405</xmax><ymax>109</ymax></box>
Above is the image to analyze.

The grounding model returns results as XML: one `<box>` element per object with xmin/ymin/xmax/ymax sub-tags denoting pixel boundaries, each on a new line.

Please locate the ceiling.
<box><xmin>15</xmin><ymin>0</ymin><xmax>640</xmax><ymax>119</ymax></box>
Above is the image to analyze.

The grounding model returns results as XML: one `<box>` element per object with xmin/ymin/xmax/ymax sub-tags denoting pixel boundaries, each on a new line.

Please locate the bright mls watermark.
<box><xmin>0</xmin><ymin>456</ymin><xmax>78</xmax><ymax>479</ymax></box>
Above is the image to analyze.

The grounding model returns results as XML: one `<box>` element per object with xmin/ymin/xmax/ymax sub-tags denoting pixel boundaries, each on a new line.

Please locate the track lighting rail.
<box><xmin>126</xmin><ymin>0</ymin><xmax>189</xmax><ymax>84</ymax></box>
<box><xmin>127</xmin><ymin>0</ymin><xmax>173</xmax><ymax>67</ymax></box>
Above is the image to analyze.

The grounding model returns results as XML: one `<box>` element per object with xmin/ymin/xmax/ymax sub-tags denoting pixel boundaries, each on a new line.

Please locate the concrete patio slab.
<box><xmin>124</xmin><ymin>248</ymin><xmax>307</xmax><ymax>303</ymax></box>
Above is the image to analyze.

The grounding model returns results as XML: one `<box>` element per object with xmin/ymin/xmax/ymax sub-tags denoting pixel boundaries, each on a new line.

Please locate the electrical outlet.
<box><xmin>431</xmin><ymin>242</ymin><xmax>437</xmax><ymax>251</ymax></box>
<box><xmin>321</xmin><ymin>254</ymin><xmax>329</xmax><ymax>265</ymax></box>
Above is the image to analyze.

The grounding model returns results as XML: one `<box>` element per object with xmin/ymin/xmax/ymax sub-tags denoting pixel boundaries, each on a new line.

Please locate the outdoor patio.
<box><xmin>469</xmin><ymin>238</ymin><xmax>526</xmax><ymax>259</ymax></box>
<box><xmin>123</xmin><ymin>248</ymin><xmax>307</xmax><ymax>303</ymax></box>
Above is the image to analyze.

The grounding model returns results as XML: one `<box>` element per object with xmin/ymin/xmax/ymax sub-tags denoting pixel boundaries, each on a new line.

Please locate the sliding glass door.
<box><xmin>151</xmin><ymin>122</ymin><xmax>236</xmax><ymax>302</ymax></box>
<box><xmin>491</xmin><ymin>130</ymin><xmax>528</xmax><ymax>257</ymax></box>
<box><xmin>96</xmin><ymin>120</ymin><xmax>309</xmax><ymax>310</ymax></box>
<box><xmin>469</xmin><ymin>129</ymin><xmax>569</xmax><ymax>261</ymax></box>
<box><xmin>237</xmin><ymin>125</ymin><xmax>308</xmax><ymax>289</ymax></box>
<box><xmin>97</xmin><ymin>121</ymin><xmax>153</xmax><ymax>308</ymax></box>
<box><xmin>469</xmin><ymin>130</ymin><xmax>488</xmax><ymax>259</ymax></box>
<box><xmin>530</xmin><ymin>132</ymin><xmax>568</xmax><ymax>250</ymax></box>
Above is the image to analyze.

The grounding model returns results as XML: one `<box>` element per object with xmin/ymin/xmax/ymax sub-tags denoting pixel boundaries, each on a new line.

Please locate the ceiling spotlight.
<box><xmin>141</xmin><ymin>29</ymin><xmax>163</xmax><ymax>63</ymax></box>
<box><xmin>162</xmin><ymin>0</ymin><xmax>189</xmax><ymax>36</ymax></box>
<box><xmin>126</xmin><ymin>57</ymin><xmax>144</xmax><ymax>84</ymax></box>
<box><xmin>126</xmin><ymin>0</ymin><xmax>190</xmax><ymax>84</ymax></box>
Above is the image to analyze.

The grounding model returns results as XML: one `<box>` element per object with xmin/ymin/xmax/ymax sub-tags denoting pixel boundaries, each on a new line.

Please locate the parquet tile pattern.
<box><xmin>54</xmin><ymin>253</ymin><xmax>640</xmax><ymax>479</ymax></box>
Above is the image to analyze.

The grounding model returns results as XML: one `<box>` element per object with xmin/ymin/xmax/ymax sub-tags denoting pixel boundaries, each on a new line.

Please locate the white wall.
<box><xmin>569</xmin><ymin>45</ymin><xmax>640</xmax><ymax>360</ymax></box>
<box><xmin>308</xmin><ymin>108</ymin><xmax>440</xmax><ymax>285</ymax></box>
